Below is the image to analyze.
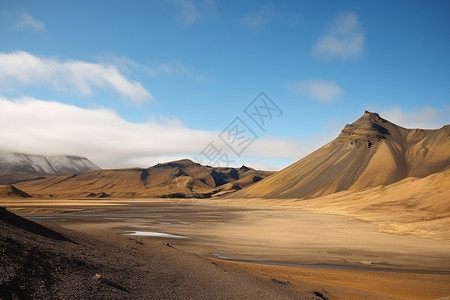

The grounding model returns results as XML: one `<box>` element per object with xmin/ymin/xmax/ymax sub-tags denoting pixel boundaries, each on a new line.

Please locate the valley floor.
<box><xmin>2</xmin><ymin>198</ymin><xmax>450</xmax><ymax>299</ymax></box>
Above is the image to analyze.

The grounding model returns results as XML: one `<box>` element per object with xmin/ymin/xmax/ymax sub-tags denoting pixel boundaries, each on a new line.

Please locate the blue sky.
<box><xmin>0</xmin><ymin>0</ymin><xmax>449</xmax><ymax>170</ymax></box>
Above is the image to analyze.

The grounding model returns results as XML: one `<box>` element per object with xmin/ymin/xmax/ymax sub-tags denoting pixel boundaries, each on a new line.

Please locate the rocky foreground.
<box><xmin>0</xmin><ymin>207</ymin><xmax>315</xmax><ymax>299</ymax></box>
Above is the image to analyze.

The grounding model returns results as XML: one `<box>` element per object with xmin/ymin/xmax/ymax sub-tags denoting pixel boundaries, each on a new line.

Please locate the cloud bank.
<box><xmin>378</xmin><ymin>106</ymin><xmax>450</xmax><ymax>129</ymax></box>
<box><xmin>0</xmin><ymin>97</ymin><xmax>309</xmax><ymax>170</ymax></box>
<box><xmin>0</xmin><ymin>51</ymin><xmax>153</xmax><ymax>103</ymax></box>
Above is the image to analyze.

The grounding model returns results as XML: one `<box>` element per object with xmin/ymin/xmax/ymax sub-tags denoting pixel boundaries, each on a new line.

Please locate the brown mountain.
<box><xmin>231</xmin><ymin>111</ymin><xmax>450</xmax><ymax>199</ymax></box>
<box><xmin>14</xmin><ymin>159</ymin><xmax>273</xmax><ymax>198</ymax></box>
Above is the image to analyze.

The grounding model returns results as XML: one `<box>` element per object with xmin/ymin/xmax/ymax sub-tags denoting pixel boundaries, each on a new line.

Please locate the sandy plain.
<box><xmin>2</xmin><ymin>197</ymin><xmax>450</xmax><ymax>299</ymax></box>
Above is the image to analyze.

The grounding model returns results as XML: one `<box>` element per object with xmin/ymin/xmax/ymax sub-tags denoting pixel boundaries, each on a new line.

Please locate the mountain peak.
<box><xmin>337</xmin><ymin>111</ymin><xmax>390</xmax><ymax>148</ymax></box>
<box><xmin>362</xmin><ymin>110</ymin><xmax>382</xmax><ymax>120</ymax></box>
<box><xmin>153</xmin><ymin>159</ymin><xmax>200</xmax><ymax>169</ymax></box>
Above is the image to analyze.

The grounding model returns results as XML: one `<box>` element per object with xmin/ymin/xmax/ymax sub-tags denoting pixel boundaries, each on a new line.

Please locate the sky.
<box><xmin>0</xmin><ymin>0</ymin><xmax>449</xmax><ymax>170</ymax></box>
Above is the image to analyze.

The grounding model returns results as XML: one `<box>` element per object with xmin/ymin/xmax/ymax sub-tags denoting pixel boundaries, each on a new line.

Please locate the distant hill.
<box><xmin>15</xmin><ymin>159</ymin><xmax>273</xmax><ymax>198</ymax></box>
<box><xmin>231</xmin><ymin>111</ymin><xmax>450</xmax><ymax>199</ymax></box>
<box><xmin>0</xmin><ymin>185</ymin><xmax>31</xmax><ymax>198</ymax></box>
<box><xmin>0</xmin><ymin>151</ymin><xmax>101</xmax><ymax>184</ymax></box>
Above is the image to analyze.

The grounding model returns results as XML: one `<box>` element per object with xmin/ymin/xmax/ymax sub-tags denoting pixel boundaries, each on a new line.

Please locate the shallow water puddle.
<box><xmin>212</xmin><ymin>253</ymin><xmax>232</xmax><ymax>259</ymax></box>
<box><xmin>125</xmin><ymin>231</ymin><xmax>189</xmax><ymax>239</ymax></box>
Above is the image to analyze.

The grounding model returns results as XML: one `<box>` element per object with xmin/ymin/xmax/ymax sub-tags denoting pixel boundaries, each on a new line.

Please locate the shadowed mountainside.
<box><xmin>14</xmin><ymin>159</ymin><xmax>273</xmax><ymax>198</ymax></box>
<box><xmin>232</xmin><ymin>111</ymin><xmax>450</xmax><ymax>199</ymax></box>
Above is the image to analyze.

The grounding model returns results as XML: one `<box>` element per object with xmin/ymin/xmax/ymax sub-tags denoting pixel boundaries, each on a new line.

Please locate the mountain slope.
<box><xmin>0</xmin><ymin>185</ymin><xmax>31</xmax><ymax>198</ymax></box>
<box><xmin>294</xmin><ymin>169</ymin><xmax>450</xmax><ymax>240</ymax></box>
<box><xmin>232</xmin><ymin>111</ymin><xmax>450</xmax><ymax>199</ymax></box>
<box><xmin>15</xmin><ymin>159</ymin><xmax>273</xmax><ymax>198</ymax></box>
<box><xmin>0</xmin><ymin>151</ymin><xmax>100</xmax><ymax>184</ymax></box>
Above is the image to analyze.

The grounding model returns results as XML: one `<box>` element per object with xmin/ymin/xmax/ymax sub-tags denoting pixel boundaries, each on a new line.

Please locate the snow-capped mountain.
<box><xmin>0</xmin><ymin>151</ymin><xmax>100</xmax><ymax>184</ymax></box>
<box><xmin>45</xmin><ymin>155</ymin><xmax>100</xmax><ymax>174</ymax></box>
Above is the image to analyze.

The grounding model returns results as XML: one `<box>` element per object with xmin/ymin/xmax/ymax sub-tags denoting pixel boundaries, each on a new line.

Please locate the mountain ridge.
<box><xmin>14</xmin><ymin>159</ymin><xmax>273</xmax><ymax>198</ymax></box>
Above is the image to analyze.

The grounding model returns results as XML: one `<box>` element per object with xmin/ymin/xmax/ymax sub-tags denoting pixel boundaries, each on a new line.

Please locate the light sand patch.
<box><xmin>125</xmin><ymin>231</ymin><xmax>189</xmax><ymax>239</ymax></box>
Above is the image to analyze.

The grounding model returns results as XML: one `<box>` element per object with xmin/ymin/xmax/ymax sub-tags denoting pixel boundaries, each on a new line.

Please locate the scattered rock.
<box><xmin>313</xmin><ymin>291</ymin><xmax>328</xmax><ymax>300</ymax></box>
<box><xmin>93</xmin><ymin>273</ymin><xmax>130</xmax><ymax>293</ymax></box>
<box><xmin>86</xmin><ymin>192</ymin><xmax>110</xmax><ymax>198</ymax></box>
<box><xmin>271</xmin><ymin>278</ymin><xmax>290</xmax><ymax>285</ymax></box>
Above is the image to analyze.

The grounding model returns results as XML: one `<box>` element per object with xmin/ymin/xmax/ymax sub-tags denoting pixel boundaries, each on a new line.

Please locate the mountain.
<box><xmin>0</xmin><ymin>151</ymin><xmax>101</xmax><ymax>184</ymax></box>
<box><xmin>14</xmin><ymin>159</ymin><xmax>273</xmax><ymax>198</ymax></box>
<box><xmin>231</xmin><ymin>111</ymin><xmax>450</xmax><ymax>199</ymax></box>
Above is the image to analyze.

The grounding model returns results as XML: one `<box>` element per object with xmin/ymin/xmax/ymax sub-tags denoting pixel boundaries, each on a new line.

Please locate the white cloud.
<box><xmin>312</xmin><ymin>12</ymin><xmax>364</xmax><ymax>60</ymax></box>
<box><xmin>0</xmin><ymin>97</ymin><xmax>307</xmax><ymax>170</ymax></box>
<box><xmin>287</xmin><ymin>79</ymin><xmax>342</xmax><ymax>102</ymax></box>
<box><xmin>15</xmin><ymin>13</ymin><xmax>45</xmax><ymax>32</ymax></box>
<box><xmin>241</xmin><ymin>4</ymin><xmax>276</xmax><ymax>31</ymax></box>
<box><xmin>0</xmin><ymin>51</ymin><xmax>153</xmax><ymax>103</ymax></box>
<box><xmin>98</xmin><ymin>54</ymin><xmax>204</xmax><ymax>82</ymax></box>
<box><xmin>245</xmin><ymin>137</ymin><xmax>316</xmax><ymax>162</ymax></box>
<box><xmin>168</xmin><ymin>0</ymin><xmax>217</xmax><ymax>24</ymax></box>
<box><xmin>378</xmin><ymin>106</ymin><xmax>450</xmax><ymax>129</ymax></box>
<box><xmin>174</xmin><ymin>0</ymin><xmax>200</xmax><ymax>24</ymax></box>
<box><xmin>148</xmin><ymin>60</ymin><xmax>202</xmax><ymax>81</ymax></box>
